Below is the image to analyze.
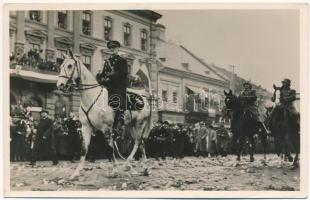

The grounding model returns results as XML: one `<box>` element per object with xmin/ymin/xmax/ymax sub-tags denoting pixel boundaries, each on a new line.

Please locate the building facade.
<box><xmin>152</xmin><ymin>28</ymin><xmax>230</xmax><ymax>124</ymax></box>
<box><xmin>9</xmin><ymin>10</ymin><xmax>162</xmax><ymax>120</ymax></box>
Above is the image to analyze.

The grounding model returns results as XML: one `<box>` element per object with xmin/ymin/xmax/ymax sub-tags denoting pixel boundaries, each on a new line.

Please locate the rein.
<box><xmin>60</xmin><ymin>58</ymin><xmax>102</xmax><ymax>130</ymax></box>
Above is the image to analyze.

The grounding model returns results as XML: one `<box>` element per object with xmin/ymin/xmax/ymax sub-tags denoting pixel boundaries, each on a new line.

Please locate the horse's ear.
<box><xmin>68</xmin><ymin>49</ymin><xmax>74</xmax><ymax>59</ymax></box>
<box><xmin>224</xmin><ymin>90</ymin><xmax>228</xmax><ymax>96</ymax></box>
<box><xmin>229</xmin><ymin>89</ymin><xmax>232</xmax><ymax>95</ymax></box>
<box><xmin>273</xmin><ymin>84</ymin><xmax>277</xmax><ymax>90</ymax></box>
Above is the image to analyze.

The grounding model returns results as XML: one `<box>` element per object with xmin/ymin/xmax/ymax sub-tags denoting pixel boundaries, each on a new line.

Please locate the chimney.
<box><xmin>150</xmin><ymin>23</ymin><xmax>166</xmax><ymax>57</ymax></box>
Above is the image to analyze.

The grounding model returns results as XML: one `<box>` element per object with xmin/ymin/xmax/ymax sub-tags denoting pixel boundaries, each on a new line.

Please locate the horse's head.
<box><xmin>56</xmin><ymin>49</ymin><xmax>81</xmax><ymax>91</ymax></box>
<box><xmin>224</xmin><ymin>89</ymin><xmax>238</xmax><ymax>109</ymax></box>
<box><xmin>272</xmin><ymin>84</ymin><xmax>281</xmax><ymax>105</ymax></box>
<box><xmin>224</xmin><ymin>89</ymin><xmax>239</xmax><ymax>118</ymax></box>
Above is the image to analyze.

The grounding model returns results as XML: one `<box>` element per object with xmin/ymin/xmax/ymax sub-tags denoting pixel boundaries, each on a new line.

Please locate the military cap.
<box><xmin>107</xmin><ymin>40</ymin><xmax>121</xmax><ymax>49</ymax></box>
<box><xmin>282</xmin><ymin>78</ymin><xmax>291</xmax><ymax>85</ymax></box>
<box><xmin>40</xmin><ymin>109</ymin><xmax>49</xmax><ymax>114</ymax></box>
<box><xmin>243</xmin><ymin>81</ymin><xmax>252</xmax><ymax>87</ymax></box>
<box><xmin>163</xmin><ymin>120</ymin><xmax>169</xmax><ymax>125</ymax></box>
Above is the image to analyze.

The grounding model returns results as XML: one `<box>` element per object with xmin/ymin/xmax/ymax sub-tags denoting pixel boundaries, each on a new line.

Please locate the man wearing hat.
<box><xmin>30</xmin><ymin>110</ymin><xmax>58</xmax><ymax>166</ymax></box>
<box><xmin>274</xmin><ymin>78</ymin><xmax>299</xmax><ymax>123</ymax></box>
<box><xmin>96</xmin><ymin>40</ymin><xmax>129</xmax><ymax>137</ymax></box>
<box><xmin>239</xmin><ymin>82</ymin><xmax>263</xmax><ymax>122</ymax></box>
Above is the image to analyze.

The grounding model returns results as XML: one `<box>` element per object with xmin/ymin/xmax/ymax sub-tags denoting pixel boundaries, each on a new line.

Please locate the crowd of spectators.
<box><xmin>145</xmin><ymin>121</ymin><xmax>232</xmax><ymax>160</ymax></box>
<box><xmin>11</xmin><ymin>104</ymin><xmax>271</xmax><ymax>165</ymax></box>
<box><xmin>10</xmin><ymin>49</ymin><xmax>59</xmax><ymax>72</ymax></box>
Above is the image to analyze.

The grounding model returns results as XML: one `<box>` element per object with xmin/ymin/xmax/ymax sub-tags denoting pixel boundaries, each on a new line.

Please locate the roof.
<box><xmin>127</xmin><ymin>10</ymin><xmax>162</xmax><ymax>22</ymax></box>
<box><xmin>156</xmin><ymin>41</ymin><xmax>228</xmax><ymax>83</ymax></box>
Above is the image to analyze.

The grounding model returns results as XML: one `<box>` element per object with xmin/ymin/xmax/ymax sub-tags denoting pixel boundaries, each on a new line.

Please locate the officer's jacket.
<box><xmin>65</xmin><ymin>118</ymin><xmax>81</xmax><ymax>134</ymax></box>
<box><xmin>280</xmin><ymin>88</ymin><xmax>296</xmax><ymax>105</ymax></box>
<box><xmin>239</xmin><ymin>89</ymin><xmax>257</xmax><ymax>105</ymax></box>
<box><xmin>98</xmin><ymin>54</ymin><xmax>128</xmax><ymax>90</ymax></box>
<box><xmin>37</xmin><ymin>117</ymin><xmax>53</xmax><ymax>139</ymax></box>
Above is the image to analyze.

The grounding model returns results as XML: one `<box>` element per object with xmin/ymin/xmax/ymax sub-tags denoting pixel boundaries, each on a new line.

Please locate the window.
<box><xmin>82</xmin><ymin>55</ymin><xmax>91</xmax><ymax>70</ymax></box>
<box><xmin>82</xmin><ymin>11</ymin><xmax>92</xmax><ymax>35</ymax></box>
<box><xmin>104</xmin><ymin>17</ymin><xmax>112</xmax><ymax>41</ymax></box>
<box><xmin>127</xmin><ymin>63</ymin><xmax>132</xmax><ymax>75</ymax></box>
<box><xmin>162</xmin><ymin>90</ymin><xmax>168</xmax><ymax>102</ymax></box>
<box><xmin>29</xmin><ymin>11</ymin><xmax>41</xmax><ymax>22</ymax></box>
<box><xmin>140</xmin><ymin>30</ymin><xmax>147</xmax><ymax>51</ymax></box>
<box><xmin>123</xmin><ymin>23</ymin><xmax>131</xmax><ymax>46</ymax></box>
<box><xmin>57</xmin><ymin>11</ymin><xmax>67</xmax><ymax>29</ymax></box>
<box><xmin>56</xmin><ymin>49</ymin><xmax>67</xmax><ymax>66</ymax></box>
<box><xmin>172</xmin><ymin>91</ymin><xmax>178</xmax><ymax>103</ymax></box>
<box><xmin>30</xmin><ymin>43</ymin><xmax>40</xmax><ymax>51</ymax></box>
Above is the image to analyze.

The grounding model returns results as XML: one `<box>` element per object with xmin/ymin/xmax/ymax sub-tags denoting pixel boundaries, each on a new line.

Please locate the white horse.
<box><xmin>56</xmin><ymin>50</ymin><xmax>152</xmax><ymax>179</ymax></box>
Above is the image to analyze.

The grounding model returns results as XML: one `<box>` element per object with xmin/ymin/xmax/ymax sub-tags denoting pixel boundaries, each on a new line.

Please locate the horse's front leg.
<box><xmin>127</xmin><ymin>137</ymin><xmax>140</xmax><ymax>161</ymax></box>
<box><xmin>249</xmin><ymin>135</ymin><xmax>255</xmax><ymax>162</ymax></box>
<box><xmin>237</xmin><ymin>137</ymin><xmax>244</xmax><ymax>162</ymax></box>
<box><xmin>139</xmin><ymin>139</ymin><xmax>147</xmax><ymax>161</ymax></box>
<box><xmin>70</xmin><ymin>125</ymin><xmax>92</xmax><ymax>180</ymax></box>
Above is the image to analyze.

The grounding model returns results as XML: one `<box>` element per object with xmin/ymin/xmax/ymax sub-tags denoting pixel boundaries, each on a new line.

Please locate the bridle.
<box><xmin>58</xmin><ymin>57</ymin><xmax>103</xmax><ymax>131</ymax></box>
<box><xmin>58</xmin><ymin>58</ymin><xmax>100</xmax><ymax>91</ymax></box>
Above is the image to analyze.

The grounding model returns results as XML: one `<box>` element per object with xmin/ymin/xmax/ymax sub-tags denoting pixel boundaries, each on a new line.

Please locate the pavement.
<box><xmin>10</xmin><ymin>154</ymin><xmax>299</xmax><ymax>191</ymax></box>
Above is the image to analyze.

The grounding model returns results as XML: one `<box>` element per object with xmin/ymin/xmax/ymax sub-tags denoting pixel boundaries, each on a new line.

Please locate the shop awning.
<box><xmin>186</xmin><ymin>85</ymin><xmax>201</xmax><ymax>94</ymax></box>
<box><xmin>10</xmin><ymin>68</ymin><xmax>58</xmax><ymax>84</ymax></box>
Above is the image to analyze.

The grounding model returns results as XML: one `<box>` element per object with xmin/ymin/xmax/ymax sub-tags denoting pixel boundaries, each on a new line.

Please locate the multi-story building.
<box><xmin>9</xmin><ymin>10</ymin><xmax>162</xmax><ymax>120</ymax></box>
<box><xmin>153</xmin><ymin>27</ymin><xmax>230</xmax><ymax>124</ymax></box>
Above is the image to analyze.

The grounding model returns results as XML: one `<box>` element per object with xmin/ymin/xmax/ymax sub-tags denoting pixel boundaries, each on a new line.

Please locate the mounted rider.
<box><xmin>239</xmin><ymin>82</ymin><xmax>261</xmax><ymax>121</ymax></box>
<box><xmin>96</xmin><ymin>40</ymin><xmax>128</xmax><ymax>137</ymax></box>
<box><xmin>271</xmin><ymin>78</ymin><xmax>299</xmax><ymax>124</ymax></box>
<box><xmin>239</xmin><ymin>81</ymin><xmax>269</xmax><ymax>133</ymax></box>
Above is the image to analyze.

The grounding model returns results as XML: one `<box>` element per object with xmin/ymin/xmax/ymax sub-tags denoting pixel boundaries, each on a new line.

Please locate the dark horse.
<box><xmin>268</xmin><ymin>85</ymin><xmax>300</xmax><ymax>167</ymax></box>
<box><xmin>224</xmin><ymin>89</ymin><xmax>267</xmax><ymax>162</ymax></box>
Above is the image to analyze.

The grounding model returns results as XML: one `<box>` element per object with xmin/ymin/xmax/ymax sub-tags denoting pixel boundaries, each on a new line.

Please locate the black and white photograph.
<box><xmin>3</xmin><ymin>2</ymin><xmax>308</xmax><ymax>198</ymax></box>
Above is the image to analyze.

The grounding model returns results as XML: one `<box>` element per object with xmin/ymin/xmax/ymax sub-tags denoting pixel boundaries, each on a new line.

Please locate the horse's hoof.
<box><xmin>236</xmin><ymin>157</ymin><xmax>240</xmax><ymax>161</ymax></box>
<box><xmin>250</xmin><ymin>157</ymin><xmax>254</xmax><ymax>162</ymax></box>
<box><xmin>288</xmin><ymin>156</ymin><xmax>294</xmax><ymax>162</ymax></box>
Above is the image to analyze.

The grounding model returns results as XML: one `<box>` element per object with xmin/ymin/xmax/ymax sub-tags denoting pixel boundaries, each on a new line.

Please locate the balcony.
<box><xmin>10</xmin><ymin>50</ymin><xmax>60</xmax><ymax>74</ymax></box>
<box><xmin>184</xmin><ymin>94</ymin><xmax>223</xmax><ymax>116</ymax></box>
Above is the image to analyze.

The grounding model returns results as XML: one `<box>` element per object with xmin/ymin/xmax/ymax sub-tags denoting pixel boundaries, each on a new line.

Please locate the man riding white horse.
<box><xmin>96</xmin><ymin>40</ymin><xmax>128</xmax><ymax>139</ymax></box>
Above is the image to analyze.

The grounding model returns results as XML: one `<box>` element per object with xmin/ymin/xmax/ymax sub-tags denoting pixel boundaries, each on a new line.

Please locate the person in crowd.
<box><xmin>207</xmin><ymin>124</ymin><xmax>218</xmax><ymax>157</ymax></box>
<box><xmin>154</xmin><ymin>121</ymin><xmax>170</xmax><ymax>160</ymax></box>
<box><xmin>216</xmin><ymin>123</ymin><xmax>230</xmax><ymax>156</ymax></box>
<box><xmin>146</xmin><ymin>121</ymin><xmax>162</xmax><ymax>158</ymax></box>
<box><xmin>194</xmin><ymin>122</ymin><xmax>208</xmax><ymax>157</ymax></box>
<box><xmin>184</xmin><ymin>125</ymin><xmax>195</xmax><ymax>156</ymax></box>
<box><xmin>30</xmin><ymin>110</ymin><xmax>58</xmax><ymax>166</ymax></box>
<box><xmin>172</xmin><ymin>124</ymin><xmax>186</xmax><ymax>159</ymax></box>
<box><xmin>65</xmin><ymin>112</ymin><xmax>82</xmax><ymax>163</ymax></box>
<box><xmin>53</xmin><ymin>117</ymin><xmax>66</xmax><ymax>158</ymax></box>
<box><xmin>12</xmin><ymin>117</ymin><xmax>27</xmax><ymax>161</ymax></box>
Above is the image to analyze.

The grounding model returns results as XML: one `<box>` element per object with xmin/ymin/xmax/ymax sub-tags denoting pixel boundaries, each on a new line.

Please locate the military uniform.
<box><xmin>154</xmin><ymin>121</ymin><xmax>170</xmax><ymax>160</ymax></box>
<box><xmin>30</xmin><ymin>111</ymin><xmax>57</xmax><ymax>165</ymax></box>
<box><xmin>275</xmin><ymin>79</ymin><xmax>299</xmax><ymax>124</ymax></box>
<box><xmin>65</xmin><ymin>117</ymin><xmax>82</xmax><ymax>162</ymax></box>
<box><xmin>239</xmin><ymin>83</ymin><xmax>263</xmax><ymax>122</ymax></box>
<box><xmin>96</xmin><ymin>40</ymin><xmax>128</xmax><ymax>130</ymax></box>
<box><xmin>279</xmin><ymin>87</ymin><xmax>298</xmax><ymax>114</ymax></box>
